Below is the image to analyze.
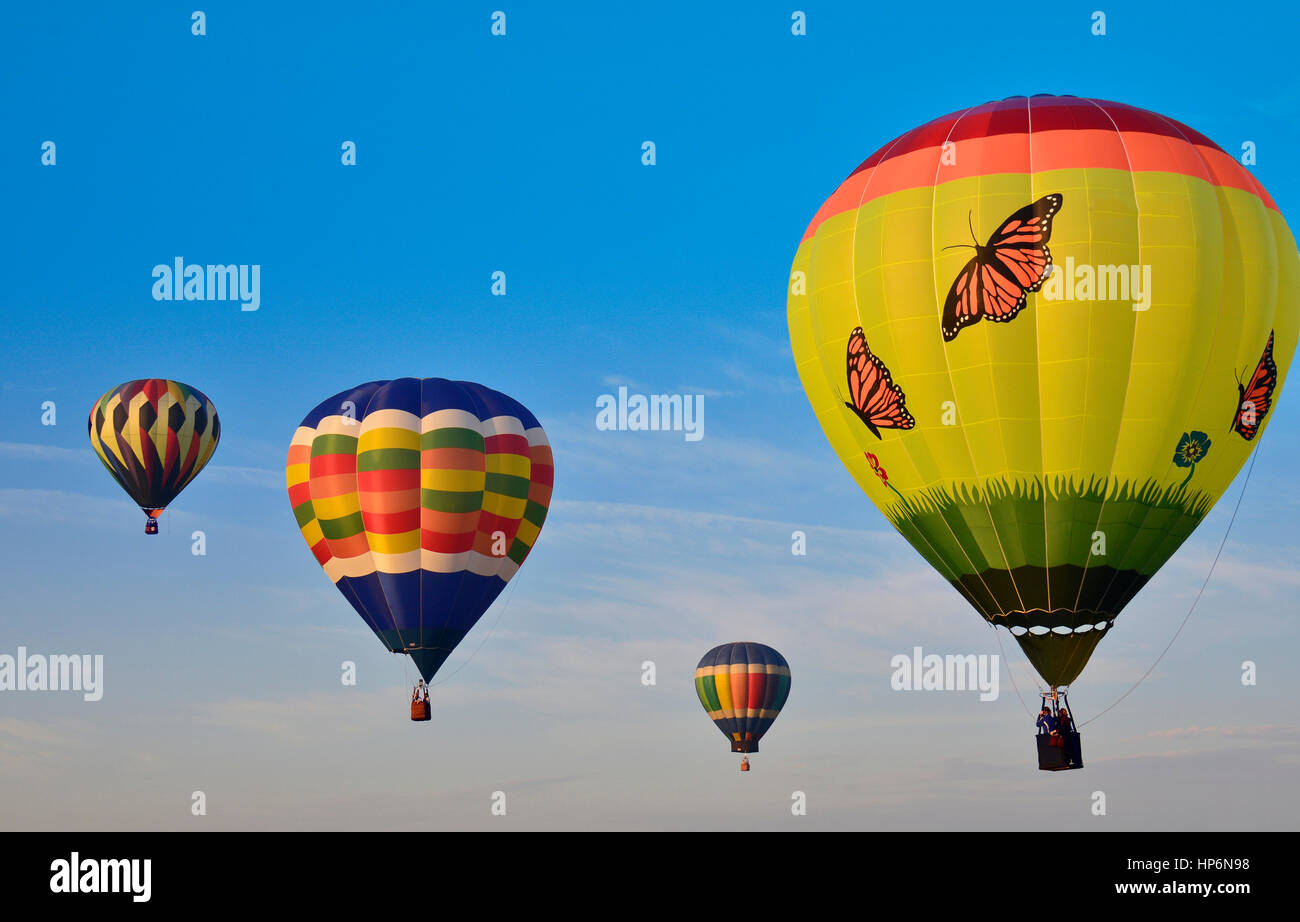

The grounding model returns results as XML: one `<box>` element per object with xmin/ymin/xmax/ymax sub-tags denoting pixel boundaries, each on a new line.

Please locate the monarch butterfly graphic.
<box><xmin>1230</xmin><ymin>330</ymin><xmax>1277</xmax><ymax>440</ymax></box>
<box><xmin>843</xmin><ymin>326</ymin><xmax>914</xmax><ymax>438</ymax></box>
<box><xmin>941</xmin><ymin>193</ymin><xmax>1063</xmax><ymax>342</ymax></box>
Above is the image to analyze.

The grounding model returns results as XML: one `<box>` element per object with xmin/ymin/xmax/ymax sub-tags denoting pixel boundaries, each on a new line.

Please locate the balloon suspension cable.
<box><xmin>992</xmin><ymin>626</ymin><xmax>1033</xmax><ymax>718</ymax></box>
<box><xmin>425</xmin><ymin>575</ymin><xmax>521</xmax><ymax>688</ymax></box>
<box><xmin>1077</xmin><ymin>438</ymin><xmax>1263</xmax><ymax>728</ymax></box>
<box><xmin>996</xmin><ymin>437</ymin><xmax>1262</xmax><ymax>726</ymax></box>
<box><xmin>400</xmin><ymin>646</ymin><xmax>417</xmax><ymax>698</ymax></box>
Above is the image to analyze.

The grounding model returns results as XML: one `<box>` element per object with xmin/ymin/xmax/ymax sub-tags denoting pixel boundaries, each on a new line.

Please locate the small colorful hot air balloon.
<box><xmin>88</xmin><ymin>379</ymin><xmax>221</xmax><ymax>533</ymax></box>
<box><xmin>694</xmin><ymin>642</ymin><xmax>791</xmax><ymax>769</ymax></box>
<box><xmin>285</xmin><ymin>378</ymin><xmax>553</xmax><ymax>717</ymax></box>
<box><xmin>788</xmin><ymin>95</ymin><xmax>1298</xmax><ymax>698</ymax></box>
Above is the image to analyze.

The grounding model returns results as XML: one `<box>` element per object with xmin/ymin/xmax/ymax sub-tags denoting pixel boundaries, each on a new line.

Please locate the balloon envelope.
<box><xmin>285</xmin><ymin>378</ymin><xmax>553</xmax><ymax>682</ymax></box>
<box><xmin>695</xmin><ymin>642</ymin><xmax>791</xmax><ymax>753</ymax></box>
<box><xmin>88</xmin><ymin>378</ymin><xmax>221</xmax><ymax>522</ymax></box>
<box><xmin>788</xmin><ymin>96</ymin><xmax>1298</xmax><ymax>686</ymax></box>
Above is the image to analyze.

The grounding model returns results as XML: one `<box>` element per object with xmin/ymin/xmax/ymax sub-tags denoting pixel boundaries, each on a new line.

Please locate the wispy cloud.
<box><xmin>203</xmin><ymin>464</ymin><xmax>282</xmax><ymax>489</ymax></box>
<box><xmin>0</xmin><ymin>442</ymin><xmax>85</xmax><ymax>462</ymax></box>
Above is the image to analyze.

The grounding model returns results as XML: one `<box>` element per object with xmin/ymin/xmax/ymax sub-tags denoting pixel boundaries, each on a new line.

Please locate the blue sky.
<box><xmin>2</xmin><ymin>2</ymin><xmax>1298</xmax><ymax>829</ymax></box>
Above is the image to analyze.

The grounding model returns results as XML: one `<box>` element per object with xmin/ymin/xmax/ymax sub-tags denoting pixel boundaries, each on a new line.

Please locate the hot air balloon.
<box><xmin>788</xmin><ymin>96</ymin><xmax>1298</xmax><ymax>747</ymax></box>
<box><xmin>88</xmin><ymin>379</ymin><xmax>221</xmax><ymax>533</ymax></box>
<box><xmin>285</xmin><ymin>378</ymin><xmax>553</xmax><ymax>718</ymax></box>
<box><xmin>695</xmin><ymin>642</ymin><xmax>790</xmax><ymax>770</ymax></box>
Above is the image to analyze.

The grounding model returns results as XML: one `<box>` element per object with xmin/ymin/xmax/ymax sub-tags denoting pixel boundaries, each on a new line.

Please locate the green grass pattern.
<box><xmin>882</xmin><ymin>474</ymin><xmax>1214</xmax><ymax>580</ymax></box>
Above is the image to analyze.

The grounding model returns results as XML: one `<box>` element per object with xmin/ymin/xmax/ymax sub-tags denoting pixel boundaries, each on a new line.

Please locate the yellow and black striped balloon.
<box><xmin>88</xmin><ymin>378</ymin><xmax>220</xmax><ymax>528</ymax></box>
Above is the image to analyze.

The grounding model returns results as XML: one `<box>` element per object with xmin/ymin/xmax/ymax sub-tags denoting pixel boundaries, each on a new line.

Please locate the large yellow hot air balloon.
<box><xmin>788</xmin><ymin>96</ymin><xmax>1298</xmax><ymax>689</ymax></box>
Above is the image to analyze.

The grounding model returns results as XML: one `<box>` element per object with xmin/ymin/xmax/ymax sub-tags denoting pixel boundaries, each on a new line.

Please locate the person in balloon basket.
<box><xmin>1057</xmin><ymin>707</ymin><xmax>1074</xmax><ymax>736</ymax></box>
<box><xmin>1036</xmin><ymin>705</ymin><xmax>1063</xmax><ymax>747</ymax></box>
<box><xmin>1056</xmin><ymin>706</ymin><xmax>1077</xmax><ymax>763</ymax></box>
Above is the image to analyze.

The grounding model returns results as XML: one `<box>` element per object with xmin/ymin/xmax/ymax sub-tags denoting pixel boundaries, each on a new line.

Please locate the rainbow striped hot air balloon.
<box><xmin>695</xmin><ymin>642</ymin><xmax>791</xmax><ymax>769</ymax></box>
<box><xmin>88</xmin><ymin>379</ymin><xmax>221</xmax><ymax>533</ymax></box>
<box><xmin>286</xmin><ymin>379</ymin><xmax>553</xmax><ymax>708</ymax></box>
<box><xmin>788</xmin><ymin>95</ymin><xmax>1299</xmax><ymax>690</ymax></box>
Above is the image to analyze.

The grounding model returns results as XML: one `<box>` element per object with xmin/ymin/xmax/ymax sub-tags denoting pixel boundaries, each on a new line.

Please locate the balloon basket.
<box><xmin>1036</xmin><ymin>732</ymin><xmax>1083</xmax><ymax>771</ymax></box>
<box><xmin>144</xmin><ymin>517</ymin><xmax>159</xmax><ymax>535</ymax></box>
<box><xmin>739</xmin><ymin>757</ymin><xmax>750</xmax><ymax>772</ymax></box>
<box><xmin>410</xmin><ymin>680</ymin><xmax>431</xmax><ymax>722</ymax></box>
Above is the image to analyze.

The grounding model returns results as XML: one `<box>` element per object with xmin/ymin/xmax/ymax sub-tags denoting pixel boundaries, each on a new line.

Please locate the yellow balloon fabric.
<box><xmin>788</xmin><ymin>96</ymin><xmax>1299</xmax><ymax>687</ymax></box>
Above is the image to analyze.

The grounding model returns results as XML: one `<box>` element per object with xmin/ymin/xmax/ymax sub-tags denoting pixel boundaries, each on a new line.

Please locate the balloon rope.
<box><xmin>427</xmin><ymin>575</ymin><xmax>520</xmax><ymax>688</ymax></box>
<box><xmin>1077</xmin><ymin>439</ymin><xmax>1263</xmax><ymax>728</ymax></box>
<box><xmin>994</xmin><ymin>625</ymin><xmax>1034</xmax><ymax>718</ymax></box>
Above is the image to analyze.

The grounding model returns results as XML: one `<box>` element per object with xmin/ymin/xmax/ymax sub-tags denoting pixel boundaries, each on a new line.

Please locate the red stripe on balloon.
<box><xmin>309</xmin><ymin>453</ymin><xmax>357</xmax><ymax>476</ymax></box>
<box><xmin>484</xmin><ymin>433</ymin><xmax>530</xmax><ymax>454</ymax></box>
<box><xmin>421</xmin><ymin>530</ymin><xmax>476</xmax><ymax>553</ymax></box>
<box><xmin>357</xmin><ymin>468</ymin><xmax>420</xmax><ymax>492</ymax></box>
<box><xmin>361</xmin><ymin>508</ymin><xmax>420</xmax><ymax>533</ymax></box>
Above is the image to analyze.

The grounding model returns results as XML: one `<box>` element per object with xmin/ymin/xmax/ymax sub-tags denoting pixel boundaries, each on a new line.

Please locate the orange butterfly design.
<box><xmin>844</xmin><ymin>327</ymin><xmax>914</xmax><ymax>438</ymax></box>
<box><xmin>941</xmin><ymin>193</ymin><xmax>1062</xmax><ymax>342</ymax></box>
<box><xmin>1230</xmin><ymin>331</ymin><xmax>1276</xmax><ymax>441</ymax></box>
